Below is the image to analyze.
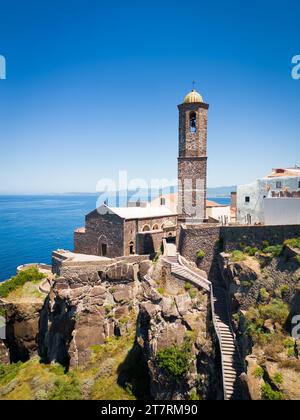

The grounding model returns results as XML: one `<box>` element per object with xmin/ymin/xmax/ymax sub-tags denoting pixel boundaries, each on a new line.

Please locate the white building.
<box><xmin>237</xmin><ymin>167</ymin><xmax>300</xmax><ymax>225</ymax></box>
<box><xmin>151</xmin><ymin>193</ymin><xmax>231</xmax><ymax>224</ymax></box>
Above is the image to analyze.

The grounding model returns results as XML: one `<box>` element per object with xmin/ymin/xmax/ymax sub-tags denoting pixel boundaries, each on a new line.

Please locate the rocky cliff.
<box><xmin>0</xmin><ymin>258</ymin><xmax>219</xmax><ymax>400</ymax></box>
<box><xmin>220</xmin><ymin>245</ymin><xmax>300</xmax><ymax>400</ymax></box>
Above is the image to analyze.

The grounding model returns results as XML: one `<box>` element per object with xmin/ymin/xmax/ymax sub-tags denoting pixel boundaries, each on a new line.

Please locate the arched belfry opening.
<box><xmin>189</xmin><ymin>111</ymin><xmax>197</xmax><ymax>133</ymax></box>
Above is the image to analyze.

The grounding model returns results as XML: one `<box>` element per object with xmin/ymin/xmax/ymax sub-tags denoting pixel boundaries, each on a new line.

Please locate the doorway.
<box><xmin>101</xmin><ymin>243</ymin><xmax>107</xmax><ymax>257</ymax></box>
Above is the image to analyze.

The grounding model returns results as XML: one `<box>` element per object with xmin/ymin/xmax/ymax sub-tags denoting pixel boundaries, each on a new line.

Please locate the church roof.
<box><xmin>184</xmin><ymin>89</ymin><xmax>203</xmax><ymax>104</ymax></box>
<box><xmin>96</xmin><ymin>204</ymin><xmax>177</xmax><ymax>220</ymax></box>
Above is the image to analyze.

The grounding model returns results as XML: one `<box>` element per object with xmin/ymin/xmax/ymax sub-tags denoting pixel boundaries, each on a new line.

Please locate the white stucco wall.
<box><xmin>263</xmin><ymin>198</ymin><xmax>300</xmax><ymax>225</ymax></box>
<box><xmin>207</xmin><ymin>206</ymin><xmax>231</xmax><ymax>224</ymax></box>
<box><xmin>237</xmin><ymin>176</ymin><xmax>300</xmax><ymax>225</ymax></box>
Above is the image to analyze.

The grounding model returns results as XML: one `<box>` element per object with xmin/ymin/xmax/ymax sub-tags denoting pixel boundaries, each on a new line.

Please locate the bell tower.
<box><xmin>177</xmin><ymin>89</ymin><xmax>209</xmax><ymax>224</ymax></box>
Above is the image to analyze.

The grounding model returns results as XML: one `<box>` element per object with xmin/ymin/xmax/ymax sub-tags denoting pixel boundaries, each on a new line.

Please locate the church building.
<box><xmin>74</xmin><ymin>89</ymin><xmax>208</xmax><ymax>258</ymax></box>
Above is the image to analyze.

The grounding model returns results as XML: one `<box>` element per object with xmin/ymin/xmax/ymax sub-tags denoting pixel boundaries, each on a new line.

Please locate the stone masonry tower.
<box><xmin>178</xmin><ymin>89</ymin><xmax>209</xmax><ymax>224</ymax></box>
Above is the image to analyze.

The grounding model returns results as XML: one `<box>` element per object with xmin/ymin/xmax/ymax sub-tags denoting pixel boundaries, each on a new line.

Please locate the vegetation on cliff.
<box><xmin>227</xmin><ymin>242</ymin><xmax>300</xmax><ymax>400</ymax></box>
<box><xmin>0</xmin><ymin>330</ymin><xmax>150</xmax><ymax>400</ymax></box>
<box><xmin>156</xmin><ymin>334</ymin><xmax>194</xmax><ymax>381</ymax></box>
<box><xmin>0</xmin><ymin>268</ymin><xmax>45</xmax><ymax>299</ymax></box>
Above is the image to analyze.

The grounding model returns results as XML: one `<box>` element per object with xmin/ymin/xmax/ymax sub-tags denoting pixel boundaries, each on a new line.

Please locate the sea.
<box><xmin>0</xmin><ymin>195</ymin><xmax>230</xmax><ymax>282</ymax></box>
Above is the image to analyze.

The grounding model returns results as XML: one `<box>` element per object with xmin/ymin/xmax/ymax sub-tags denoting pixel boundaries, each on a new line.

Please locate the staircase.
<box><xmin>162</xmin><ymin>240</ymin><xmax>245</xmax><ymax>400</ymax></box>
<box><xmin>211</xmin><ymin>287</ymin><xmax>244</xmax><ymax>400</ymax></box>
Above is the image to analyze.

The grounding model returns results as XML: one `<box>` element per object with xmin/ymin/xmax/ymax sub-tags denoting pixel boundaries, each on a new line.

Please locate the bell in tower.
<box><xmin>177</xmin><ymin>88</ymin><xmax>209</xmax><ymax>224</ymax></box>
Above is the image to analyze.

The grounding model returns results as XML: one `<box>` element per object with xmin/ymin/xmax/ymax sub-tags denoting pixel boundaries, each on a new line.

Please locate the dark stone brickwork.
<box><xmin>178</xmin><ymin>224</ymin><xmax>221</xmax><ymax>278</ymax></box>
<box><xmin>75</xmin><ymin>211</ymin><xmax>177</xmax><ymax>258</ymax></box>
<box><xmin>178</xmin><ymin>101</ymin><xmax>209</xmax><ymax>223</ymax></box>
<box><xmin>74</xmin><ymin>211</ymin><xmax>124</xmax><ymax>258</ymax></box>
<box><xmin>179</xmin><ymin>223</ymin><xmax>300</xmax><ymax>279</ymax></box>
<box><xmin>221</xmin><ymin>225</ymin><xmax>300</xmax><ymax>252</ymax></box>
<box><xmin>137</xmin><ymin>231</ymin><xmax>164</xmax><ymax>255</ymax></box>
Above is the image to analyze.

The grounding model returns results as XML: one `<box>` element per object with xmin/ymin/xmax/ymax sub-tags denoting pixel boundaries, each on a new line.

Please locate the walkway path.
<box><xmin>162</xmin><ymin>240</ymin><xmax>245</xmax><ymax>400</ymax></box>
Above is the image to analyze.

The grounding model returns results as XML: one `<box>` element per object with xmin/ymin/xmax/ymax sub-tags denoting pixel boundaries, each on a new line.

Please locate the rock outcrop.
<box><xmin>1</xmin><ymin>257</ymin><xmax>219</xmax><ymax>400</ymax></box>
<box><xmin>219</xmin><ymin>251</ymin><xmax>300</xmax><ymax>400</ymax></box>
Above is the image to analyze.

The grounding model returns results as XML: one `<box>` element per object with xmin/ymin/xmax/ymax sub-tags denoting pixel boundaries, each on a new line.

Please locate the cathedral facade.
<box><xmin>74</xmin><ymin>89</ymin><xmax>208</xmax><ymax>258</ymax></box>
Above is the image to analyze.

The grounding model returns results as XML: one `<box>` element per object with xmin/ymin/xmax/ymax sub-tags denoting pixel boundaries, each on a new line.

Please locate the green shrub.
<box><xmin>0</xmin><ymin>268</ymin><xmax>45</xmax><ymax>298</ymax></box>
<box><xmin>47</xmin><ymin>372</ymin><xmax>82</xmax><ymax>400</ymax></box>
<box><xmin>253</xmin><ymin>366</ymin><xmax>264</xmax><ymax>379</ymax></box>
<box><xmin>280</xmin><ymin>285</ymin><xmax>289</xmax><ymax>298</ymax></box>
<box><xmin>184</xmin><ymin>282</ymin><xmax>192</xmax><ymax>291</ymax></box>
<box><xmin>188</xmin><ymin>289</ymin><xmax>197</xmax><ymax>299</ymax></box>
<box><xmin>259</xmin><ymin>288</ymin><xmax>270</xmax><ymax>302</ymax></box>
<box><xmin>230</xmin><ymin>250</ymin><xmax>246</xmax><ymax>262</ymax></box>
<box><xmin>261</xmin><ymin>383</ymin><xmax>284</xmax><ymax>400</ymax></box>
<box><xmin>284</xmin><ymin>237</ymin><xmax>300</xmax><ymax>249</ymax></box>
<box><xmin>156</xmin><ymin>336</ymin><xmax>193</xmax><ymax>380</ymax></box>
<box><xmin>283</xmin><ymin>338</ymin><xmax>295</xmax><ymax>349</ymax></box>
<box><xmin>262</xmin><ymin>241</ymin><xmax>270</xmax><ymax>248</ymax></box>
<box><xmin>244</xmin><ymin>246</ymin><xmax>259</xmax><ymax>256</ymax></box>
<box><xmin>295</xmin><ymin>255</ymin><xmax>300</xmax><ymax>266</ymax></box>
<box><xmin>196</xmin><ymin>250</ymin><xmax>205</xmax><ymax>259</ymax></box>
<box><xmin>245</xmin><ymin>299</ymin><xmax>289</xmax><ymax>343</ymax></box>
<box><xmin>262</xmin><ymin>245</ymin><xmax>283</xmax><ymax>258</ymax></box>
<box><xmin>157</xmin><ymin>287</ymin><xmax>164</xmax><ymax>295</ymax></box>
<box><xmin>273</xmin><ymin>372</ymin><xmax>283</xmax><ymax>386</ymax></box>
<box><xmin>189</xmin><ymin>389</ymin><xmax>201</xmax><ymax>400</ymax></box>
<box><xmin>259</xmin><ymin>299</ymin><xmax>289</xmax><ymax>325</ymax></box>
<box><xmin>287</xmin><ymin>347</ymin><xmax>296</xmax><ymax>358</ymax></box>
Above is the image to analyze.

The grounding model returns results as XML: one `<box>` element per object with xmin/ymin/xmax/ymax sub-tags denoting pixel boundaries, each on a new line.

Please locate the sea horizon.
<box><xmin>0</xmin><ymin>194</ymin><xmax>230</xmax><ymax>282</ymax></box>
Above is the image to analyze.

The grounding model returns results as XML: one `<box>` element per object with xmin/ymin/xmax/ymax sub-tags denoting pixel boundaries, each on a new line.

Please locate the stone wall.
<box><xmin>136</xmin><ymin>230</ymin><xmax>164</xmax><ymax>255</ymax></box>
<box><xmin>221</xmin><ymin>224</ymin><xmax>300</xmax><ymax>251</ymax></box>
<box><xmin>74</xmin><ymin>212</ymin><xmax>124</xmax><ymax>258</ymax></box>
<box><xmin>178</xmin><ymin>224</ymin><xmax>221</xmax><ymax>278</ymax></box>
<box><xmin>179</xmin><ymin>223</ymin><xmax>300</xmax><ymax>278</ymax></box>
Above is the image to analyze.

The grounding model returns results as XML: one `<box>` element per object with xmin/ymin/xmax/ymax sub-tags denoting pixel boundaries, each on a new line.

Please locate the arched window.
<box><xmin>129</xmin><ymin>241</ymin><xmax>135</xmax><ymax>255</ymax></box>
<box><xmin>152</xmin><ymin>224</ymin><xmax>159</xmax><ymax>230</ymax></box>
<box><xmin>142</xmin><ymin>225</ymin><xmax>150</xmax><ymax>232</ymax></box>
<box><xmin>189</xmin><ymin>111</ymin><xmax>197</xmax><ymax>133</ymax></box>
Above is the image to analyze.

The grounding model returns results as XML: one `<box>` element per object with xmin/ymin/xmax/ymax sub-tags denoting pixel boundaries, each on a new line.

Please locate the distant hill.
<box><xmin>63</xmin><ymin>186</ymin><xmax>236</xmax><ymax>199</ymax></box>
<box><xmin>207</xmin><ymin>186</ymin><xmax>236</xmax><ymax>197</ymax></box>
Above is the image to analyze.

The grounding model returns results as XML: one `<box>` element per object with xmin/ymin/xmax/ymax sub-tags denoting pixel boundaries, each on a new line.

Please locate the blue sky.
<box><xmin>0</xmin><ymin>0</ymin><xmax>299</xmax><ymax>193</ymax></box>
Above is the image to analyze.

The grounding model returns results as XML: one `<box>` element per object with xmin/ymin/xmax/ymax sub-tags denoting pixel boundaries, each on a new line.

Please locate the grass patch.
<box><xmin>230</xmin><ymin>250</ymin><xmax>246</xmax><ymax>262</ymax></box>
<box><xmin>0</xmin><ymin>268</ymin><xmax>45</xmax><ymax>299</ymax></box>
<box><xmin>47</xmin><ymin>372</ymin><xmax>82</xmax><ymax>400</ymax></box>
<box><xmin>0</xmin><ymin>311</ymin><xmax>151</xmax><ymax>400</ymax></box>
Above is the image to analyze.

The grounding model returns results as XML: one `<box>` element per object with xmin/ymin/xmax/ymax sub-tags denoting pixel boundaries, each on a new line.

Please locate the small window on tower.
<box><xmin>189</xmin><ymin>111</ymin><xmax>197</xmax><ymax>133</ymax></box>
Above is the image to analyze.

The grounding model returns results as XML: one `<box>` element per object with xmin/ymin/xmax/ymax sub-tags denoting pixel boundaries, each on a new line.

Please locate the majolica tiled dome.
<box><xmin>183</xmin><ymin>89</ymin><xmax>203</xmax><ymax>103</ymax></box>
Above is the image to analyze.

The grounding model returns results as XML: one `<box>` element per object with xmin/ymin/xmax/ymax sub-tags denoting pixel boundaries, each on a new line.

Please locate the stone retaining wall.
<box><xmin>179</xmin><ymin>223</ymin><xmax>300</xmax><ymax>278</ymax></box>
